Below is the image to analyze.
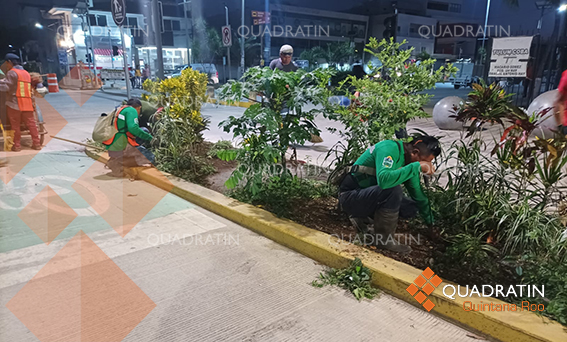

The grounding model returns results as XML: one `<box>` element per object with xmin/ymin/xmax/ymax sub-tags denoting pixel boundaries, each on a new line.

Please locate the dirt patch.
<box><xmin>288</xmin><ymin>197</ymin><xmax>439</xmax><ymax>271</ymax></box>
<box><xmin>206</xmin><ymin>157</ymin><xmax>237</xmax><ymax>194</ymax></box>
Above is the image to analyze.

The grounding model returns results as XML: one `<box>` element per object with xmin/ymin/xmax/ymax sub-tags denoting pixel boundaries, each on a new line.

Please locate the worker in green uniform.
<box><xmin>105</xmin><ymin>98</ymin><xmax>154</xmax><ymax>177</ymax></box>
<box><xmin>338</xmin><ymin>136</ymin><xmax>440</xmax><ymax>253</ymax></box>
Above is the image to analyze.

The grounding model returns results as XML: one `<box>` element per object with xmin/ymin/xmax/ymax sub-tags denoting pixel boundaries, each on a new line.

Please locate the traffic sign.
<box><xmin>251</xmin><ymin>10</ymin><xmax>271</xmax><ymax>25</ymax></box>
<box><xmin>111</xmin><ymin>0</ymin><xmax>127</xmax><ymax>27</ymax></box>
<box><xmin>222</xmin><ymin>25</ymin><xmax>232</xmax><ymax>47</ymax></box>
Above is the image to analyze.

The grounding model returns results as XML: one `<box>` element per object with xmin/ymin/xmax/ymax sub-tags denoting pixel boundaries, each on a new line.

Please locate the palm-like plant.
<box><xmin>451</xmin><ymin>80</ymin><xmax>513</xmax><ymax>136</ymax></box>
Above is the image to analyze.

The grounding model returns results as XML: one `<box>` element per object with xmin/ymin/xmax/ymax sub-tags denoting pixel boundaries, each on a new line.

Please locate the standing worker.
<box><xmin>269</xmin><ymin>45</ymin><xmax>298</xmax><ymax>72</ymax></box>
<box><xmin>0</xmin><ymin>53</ymin><xmax>41</xmax><ymax>151</ymax></box>
<box><xmin>338</xmin><ymin>136</ymin><xmax>440</xmax><ymax>253</ymax></box>
<box><xmin>103</xmin><ymin>98</ymin><xmax>155</xmax><ymax>177</ymax></box>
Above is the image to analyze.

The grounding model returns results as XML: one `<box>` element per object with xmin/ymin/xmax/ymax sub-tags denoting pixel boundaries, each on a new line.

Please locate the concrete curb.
<box><xmin>206</xmin><ymin>98</ymin><xmax>252</xmax><ymax>108</ymax></box>
<box><xmin>87</xmin><ymin>148</ymin><xmax>567</xmax><ymax>342</ymax></box>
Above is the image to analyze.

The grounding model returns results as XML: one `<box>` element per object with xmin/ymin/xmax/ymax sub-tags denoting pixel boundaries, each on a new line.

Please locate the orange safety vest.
<box><xmin>11</xmin><ymin>68</ymin><xmax>34</xmax><ymax>112</ymax></box>
<box><xmin>102</xmin><ymin>106</ymin><xmax>140</xmax><ymax>147</ymax></box>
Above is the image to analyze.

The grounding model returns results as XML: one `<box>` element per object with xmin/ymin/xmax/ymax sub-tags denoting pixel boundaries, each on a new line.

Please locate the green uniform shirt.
<box><xmin>122</xmin><ymin>99</ymin><xmax>157</xmax><ymax>127</ymax></box>
<box><xmin>352</xmin><ymin>140</ymin><xmax>433</xmax><ymax>224</ymax></box>
<box><xmin>106</xmin><ymin>106</ymin><xmax>153</xmax><ymax>151</ymax></box>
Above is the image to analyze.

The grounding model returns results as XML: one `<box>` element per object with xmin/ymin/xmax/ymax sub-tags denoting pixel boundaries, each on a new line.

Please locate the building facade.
<box><xmin>44</xmin><ymin>0</ymin><xmax>191</xmax><ymax>79</ymax></box>
<box><xmin>269</xmin><ymin>4</ymin><xmax>369</xmax><ymax>62</ymax></box>
<box><xmin>354</xmin><ymin>0</ymin><xmax>484</xmax><ymax>60</ymax></box>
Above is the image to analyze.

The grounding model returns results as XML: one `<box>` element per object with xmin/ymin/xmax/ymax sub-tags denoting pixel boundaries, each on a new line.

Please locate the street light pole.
<box><xmin>225</xmin><ymin>5</ymin><xmax>232</xmax><ymax>80</ymax></box>
<box><xmin>179</xmin><ymin>0</ymin><xmax>192</xmax><ymax>65</ymax></box>
<box><xmin>85</xmin><ymin>5</ymin><xmax>99</xmax><ymax>85</ymax></box>
<box><xmin>241</xmin><ymin>0</ymin><xmax>245</xmax><ymax>77</ymax></box>
<box><xmin>482</xmin><ymin>0</ymin><xmax>491</xmax><ymax>49</ymax></box>
<box><xmin>152</xmin><ymin>0</ymin><xmax>164</xmax><ymax>80</ymax></box>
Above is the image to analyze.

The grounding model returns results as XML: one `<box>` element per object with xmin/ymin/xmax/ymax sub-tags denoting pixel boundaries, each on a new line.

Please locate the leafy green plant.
<box><xmin>517</xmin><ymin>254</ymin><xmax>567</xmax><ymax>324</ymax></box>
<box><xmin>142</xmin><ymin>67</ymin><xmax>212</xmax><ymax>182</ymax></box>
<box><xmin>207</xmin><ymin>140</ymin><xmax>235</xmax><ymax>158</ymax></box>
<box><xmin>151</xmin><ymin>112</ymin><xmax>214</xmax><ymax>182</ymax></box>
<box><xmin>311</xmin><ymin>258</ymin><xmax>379</xmax><ymax>300</ymax></box>
<box><xmin>218</xmin><ymin>67</ymin><xmax>333</xmax><ymax>194</ymax></box>
<box><xmin>325</xmin><ymin>38</ymin><xmax>456</xmax><ymax>168</ymax></box>
<box><xmin>445</xmin><ymin>231</ymin><xmax>500</xmax><ymax>274</ymax></box>
<box><xmin>230</xmin><ymin>175</ymin><xmax>336</xmax><ymax>217</ymax></box>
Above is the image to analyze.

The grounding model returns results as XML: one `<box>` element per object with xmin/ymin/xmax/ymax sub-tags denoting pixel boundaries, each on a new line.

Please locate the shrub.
<box><xmin>218</xmin><ymin>67</ymin><xmax>333</xmax><ymax>195</ymax></box>
<box><xmin>425</xmin><ymin>82</ymin><xmax>567</xmax><ymax>325</ymax></box>
<box><xmin>325</xmin><ymin>38</ymin><xmax>456</xmax><ymax>169</ymax></box>
<box><xmin>207</xmin><ymin>140</ymin><xmax>234</xmax><ymax>158</ymax></box>
<box><xmin>142</xmin><ymin>67</ymin><xmax>212</xmax><ymax>182</ymax></box>
<box><xmin>230</xmin><ymin>175</ymin><xmax>335</xmax><ymax>217</ymax></box>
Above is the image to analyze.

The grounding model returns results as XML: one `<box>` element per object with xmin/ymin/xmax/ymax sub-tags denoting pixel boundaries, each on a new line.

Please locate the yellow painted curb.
<box><xmin>87</xmin><ymin>148</ymin><xmax>567</xmax><ymax>342</ymax></box>
<box><xmin>207</xmin><ymin>98</ymin><xmax>252</xmax><ymax>108</ymax></box>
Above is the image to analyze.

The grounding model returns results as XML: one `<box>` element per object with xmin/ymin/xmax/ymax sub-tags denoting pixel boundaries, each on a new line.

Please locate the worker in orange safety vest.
<box><xmin>0</xmin><ymin>53</ymin><xmax>41</xmax><ymax>151</ymax></box>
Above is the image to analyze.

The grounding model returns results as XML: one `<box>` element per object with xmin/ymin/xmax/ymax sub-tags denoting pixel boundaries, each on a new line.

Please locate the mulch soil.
<box><xmin>199</xmin><ymin>147</ymin><xmax>512</xmax><ymax>288</ymax></box>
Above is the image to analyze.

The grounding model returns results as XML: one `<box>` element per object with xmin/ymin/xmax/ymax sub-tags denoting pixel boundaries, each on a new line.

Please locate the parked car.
<box><xmin>167</xmin><ymin>63</ymin><xmax>219</xmax><ymax>84</ymax></box>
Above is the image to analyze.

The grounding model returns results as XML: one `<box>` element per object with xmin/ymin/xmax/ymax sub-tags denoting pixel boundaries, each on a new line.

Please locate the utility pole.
<box><xmin>264</xmin><ymin>0</ymin><xmax>270</xmax><ymax>64</ymax></box>
<box><xmin>152</xmin><ymin>0</ymin><xmax>164</xmax><ymax>80</ymax></box>
<box><xmin>482</xmin><ymin>0</ymin><xmax>491</xmax><ymax>49</ymax></box>
<box><xmin>85</xmin><ymin>4</ymin><xmax>99</xmax><ymax>85</ymax></box>
<box><xmin>241</xmin><ymin>0</ymin><xmax>245</xmax><ymax>77</ymax></box>
<box><xmin>225</xmin><ymin>5</ymin><xmax>232</xmax><ymax>80</ymax></box>
<box><xmin>120</xmin><ymin>25</ymin><xmax>131</xmax><ymax>98</ymax></box>
<box><xmin>180</xmin><ymin>0</ymin><xmax>192</xmax><ymax>65</ymax></box>
<box><xmin>108</xmin><ymin>28</ymin><xmax>115</xmax><ymax>69</ymax></box>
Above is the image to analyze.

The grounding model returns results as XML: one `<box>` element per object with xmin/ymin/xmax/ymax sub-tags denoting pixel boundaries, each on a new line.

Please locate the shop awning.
<box><xmin>94</xmin><ymin>48</ymin><xmax>123</xmax><ymax>56</ymax></box>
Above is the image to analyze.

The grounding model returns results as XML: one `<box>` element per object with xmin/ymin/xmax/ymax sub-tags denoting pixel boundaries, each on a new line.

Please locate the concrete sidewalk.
<box><xmin>0</xmin><ymin>89</ymin><xmax>484</xmax><ymax>341</ymax></box>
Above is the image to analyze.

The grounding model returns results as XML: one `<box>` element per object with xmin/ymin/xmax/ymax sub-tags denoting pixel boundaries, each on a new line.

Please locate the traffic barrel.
<box><xmin>47</xmin><ymin>74</ymin><xmax>59</xmax><ymax>93</ymax></box>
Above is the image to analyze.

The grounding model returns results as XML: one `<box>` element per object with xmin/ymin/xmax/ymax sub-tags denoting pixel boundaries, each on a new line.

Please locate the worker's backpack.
<box><xmin>92</xmin><ymin>108</ymin><xmax>119</xmax><ymax>144</ymax></box>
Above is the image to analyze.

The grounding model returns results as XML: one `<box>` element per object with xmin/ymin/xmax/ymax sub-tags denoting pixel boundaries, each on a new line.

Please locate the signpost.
<box><xmin>222</xmin><ymin>22</ymin><xmax>232</xmax><ymax>80</ymax></box>
<box><xmin>489</xmin><ymin>37</ymin><xmax>534</xmax><ymax>78</ymax></box>
<box><xmin>111</xmin><ymin>0</ymin><xmax>130</xmax><ymax>98</ymax></box>
<box><xmin>251</xmin><ymin>10</ymin><xmax>270</xmax><ymax>25</ymax></box>
<box><xmin>222</xmin><ymin>25</ymin><xmax>232</xmax><ymax>47</ymax></box>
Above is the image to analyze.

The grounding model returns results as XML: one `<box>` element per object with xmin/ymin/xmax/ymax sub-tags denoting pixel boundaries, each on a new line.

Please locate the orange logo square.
<box><xmin>405</xmin><ymin>267</ymin><xmax>442</xmax><ymax>312</ymax></box>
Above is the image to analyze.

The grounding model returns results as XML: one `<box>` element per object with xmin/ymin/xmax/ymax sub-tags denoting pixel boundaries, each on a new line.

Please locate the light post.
<box><xmin>225</xmin><ymin>4</ymin><xmax>232</xmax><ymax>80</ymax></box>
<box><xmin>481</xmin><ymin>0</ymin><xmax>491</xmax><ymax>49</ymax></box>
<box><xmin>178</xmin><ymin>0</ymin><xmax>192</xmax><ymax>65</ymax></box>
<box><xmin>241</xmin><ymin>0</ymin><xmax>245</xmax><ymax>77</ymax></box>
<box><xmin>73</xmin><ymin>2</ymin><xmax>99</xmax><ymax>86</ymax></box>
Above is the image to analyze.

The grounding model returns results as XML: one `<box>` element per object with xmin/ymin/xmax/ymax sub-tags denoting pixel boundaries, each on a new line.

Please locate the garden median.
<box><xmin>86</xmin><ymin>147</ymin><xmax>567</xmax><ymax>342</ymax></box>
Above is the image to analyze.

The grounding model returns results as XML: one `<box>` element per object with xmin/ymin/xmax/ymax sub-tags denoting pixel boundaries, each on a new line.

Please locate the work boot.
<box><xmin>349</xmin><ymin>216</ymin><xmax>372</xmax><ymax>245</ymax></box>
<box><xmin>107</xmin><ymin>158</ymin><xmax>125</xmax><ymax>178</ymax></box>
<box><xmin>349</xmin><ymin>216</ymin><xmax>369</xmax><ymax>234</ymax></box>
<box><xmin>373</xmin><ymin>208</ymin><xmax>412</xmax><ymax>254</ymax></box>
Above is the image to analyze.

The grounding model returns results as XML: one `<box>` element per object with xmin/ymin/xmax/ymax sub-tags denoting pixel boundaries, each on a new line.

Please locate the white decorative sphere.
<box><xmin>529</xmin><ymin>90</ymin><xmax>559</xmax><ymax>138</ymax></box>
<box><xmin>433</xmin><ymin>96</ymin><xmax>464</xmax><ymax>130</ymax></box>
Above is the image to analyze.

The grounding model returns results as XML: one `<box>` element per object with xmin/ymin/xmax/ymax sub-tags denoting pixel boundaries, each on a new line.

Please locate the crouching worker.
<box><xmin>104</xmin><ymin>98</ymin><xmax>155</xmax><ymax>177</ymax></box>
<box><xmin>339</xmin><ymin>136</ymin><xmax>440</xmax><ymax>253</ymax></box>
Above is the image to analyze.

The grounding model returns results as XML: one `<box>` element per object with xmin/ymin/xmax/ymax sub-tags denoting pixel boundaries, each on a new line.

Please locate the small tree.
<box><xmin>326</xmin><ymin>38</ymin><xmax>456</xmax><ymax>167</ymax></box>
<box><xmin>217</xmin><ymin>67</ymin><xmax>333</xmax><ymax>194</ymax></box>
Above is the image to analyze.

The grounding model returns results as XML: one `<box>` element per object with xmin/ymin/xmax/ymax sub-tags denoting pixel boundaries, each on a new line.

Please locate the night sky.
<box><xmin>0</xmin><ymin>0</ymin><xmax>560</xmax><ymax>38</ymax></box>
<box><xmin>202</xmin><ymin>0</ymin><xmax>559</xmax><ymax>37</ymax></box>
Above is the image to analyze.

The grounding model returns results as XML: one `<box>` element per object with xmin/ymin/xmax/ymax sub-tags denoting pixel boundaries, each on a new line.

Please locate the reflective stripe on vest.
<box><xmin>103</xmin><ymin>106</ymin><xmax>140</xmax><ymax>147</ymax></box>
<box><xmin>11</xmin><ymin>68</ymin><xmax>34</xmax><ymax>112</ymax></box>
